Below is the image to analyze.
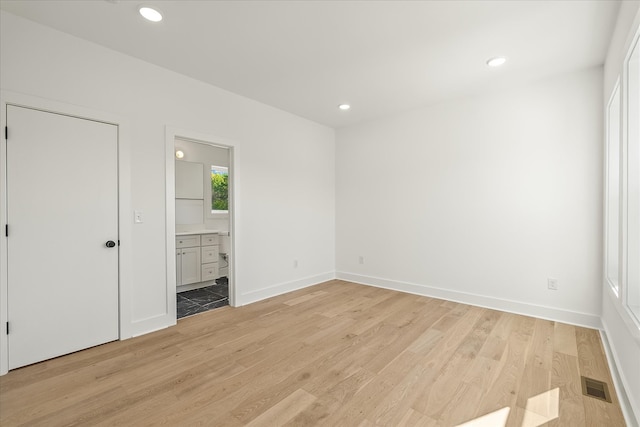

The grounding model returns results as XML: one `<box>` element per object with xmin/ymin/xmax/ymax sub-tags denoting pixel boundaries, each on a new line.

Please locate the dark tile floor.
<box><xmin>177</xmin><ymin>277</ymin><xmax>229</xmax><ymax>319</ymax></box>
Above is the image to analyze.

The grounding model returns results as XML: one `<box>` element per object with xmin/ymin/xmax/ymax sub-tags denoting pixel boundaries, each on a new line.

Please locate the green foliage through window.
<box><xmin>211</xmin><ymin>166</ymin><xmax>228</xmax><ymax>211</ymax></box>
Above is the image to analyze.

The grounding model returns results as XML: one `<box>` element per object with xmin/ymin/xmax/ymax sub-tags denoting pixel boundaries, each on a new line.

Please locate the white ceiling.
<box><xmin>0</xmin><ymin>0</ymin><xmax>622</xmax><ymax>128</ymax></box>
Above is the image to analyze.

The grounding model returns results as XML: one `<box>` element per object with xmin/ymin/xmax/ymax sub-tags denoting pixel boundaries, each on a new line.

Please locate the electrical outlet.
<box><xmin>358</xmin><ymin>255</ymin><xmax>365</xmax><ymax>265</ymax></box>
<box><xmin>134</xmin><ymin>210</ymin><xmax>143</xmax><ymax>223</ymax></box>
<box><xmin>548</xmin><ymin>278</ymin><xmax>558</xmax><ymax>290</ymax></box>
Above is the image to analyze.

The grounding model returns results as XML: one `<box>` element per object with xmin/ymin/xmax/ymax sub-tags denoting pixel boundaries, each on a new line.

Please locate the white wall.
<box><xmin>336</xmin><ymin>67</ymin><xmax>604</xmax><ymax>327</ymax></box>
<box><xmin>602</xmin><ymin>1</ymin><xmax>640</xmax><ymax>425</ymax></box>
<box><xmin>0</xmin><ymin>11</ymin><xmax>335</xmax><ymax>337</ymax></box>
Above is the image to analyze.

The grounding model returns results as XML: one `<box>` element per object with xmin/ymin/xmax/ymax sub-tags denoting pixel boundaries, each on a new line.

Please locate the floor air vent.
<box><xmin>581</xmin><ymin>376</ymin><xmax>612</xmax><ymax>403</ymax></box>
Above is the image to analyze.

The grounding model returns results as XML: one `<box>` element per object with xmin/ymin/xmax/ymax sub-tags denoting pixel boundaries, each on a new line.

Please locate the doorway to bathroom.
<box><xmin>167</xmin><ymin>128</ymin><xmax>236</xmax><ymax>320</ymax></box>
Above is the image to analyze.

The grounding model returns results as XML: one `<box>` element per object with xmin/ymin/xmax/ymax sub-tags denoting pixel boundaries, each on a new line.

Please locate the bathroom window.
<box><xmin>211</xmin><ymin>165</ymin><xmax>229</xmax><ymax>213</ymax></box>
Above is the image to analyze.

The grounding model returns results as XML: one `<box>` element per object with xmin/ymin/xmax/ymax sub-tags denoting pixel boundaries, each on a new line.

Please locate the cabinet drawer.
<box><xmin>176</xmin><ymin>235</ymin><xmax>201</xmax><ymax>248</ymax></box>
<box><xmin>201</xmin><ymin>234</ymin><xmax>219</xmax><ymax>246</ymax></box>
<box><xmin>201</xmin><ymin>245</ymin><xmax>219</xmax><ymax>264</ymax></box>
<box><xmin>201</xmin><ymin>263</ymin><xmax>218</xmax><ymax>281</ymax></box>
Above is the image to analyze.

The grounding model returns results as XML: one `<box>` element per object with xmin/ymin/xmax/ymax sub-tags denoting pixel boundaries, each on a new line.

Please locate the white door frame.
<box><xmin>0</xmin><ymin>91</ymin><xmax>133</xmax><ymax>375</ymax></box>
<box><xmin>165</xmin><ymin>127</ymin><xmax>238</xmax><ymax>313</ymax></box>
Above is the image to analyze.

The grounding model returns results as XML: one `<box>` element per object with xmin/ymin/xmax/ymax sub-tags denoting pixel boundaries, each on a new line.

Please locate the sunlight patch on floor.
<box><xmin>455</xmin><ymin>387</ymin><xmax>559</xmax><ymax>427</ymax></box>
<box><xmin>455</xmin><ymin>407</ymin><xmax>510</xmax><ymax>427</ymax></box>
<box><xmin>521</xmin><ymin>388</ymin><xmax>559</xmax><ymax>427</ymax></box>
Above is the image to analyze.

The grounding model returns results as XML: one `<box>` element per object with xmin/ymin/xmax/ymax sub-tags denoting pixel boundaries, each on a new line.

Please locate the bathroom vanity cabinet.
<box><xmin>176</xmin><ymin>232</ymin><xmax>219</xmax><ymax>288</ymax></box>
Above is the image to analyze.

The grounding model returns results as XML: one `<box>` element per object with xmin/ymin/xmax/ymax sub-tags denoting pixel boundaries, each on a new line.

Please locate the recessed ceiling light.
<box><xmin>139</xmin><ymin>6</ymin><xmax>163</xmax><ymax>22</ymax></box>
<box><xmin>486</xmin><ymin>57</ymin><xmax>507</xmax><ymax>67</ymax></box>
<box><xmin>338</xmin><ymin>104</ymin><xmax>351</xmax><ymax>111</ymax></box>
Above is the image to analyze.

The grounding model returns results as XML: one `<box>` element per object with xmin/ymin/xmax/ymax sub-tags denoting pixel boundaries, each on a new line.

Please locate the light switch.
<box><xmin>134</xmin><ymin>210</ymin><xmax>143</xmax><ymax>223</ymax></box>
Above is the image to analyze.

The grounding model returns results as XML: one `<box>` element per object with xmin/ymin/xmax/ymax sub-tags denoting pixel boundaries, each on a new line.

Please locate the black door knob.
<box><xmin>105</xmin><ymin>240</ymin><xmax>116</xmax><ymax>248</ymax></box>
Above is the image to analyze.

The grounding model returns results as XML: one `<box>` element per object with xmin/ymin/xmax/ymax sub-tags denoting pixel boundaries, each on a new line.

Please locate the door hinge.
<box><xmin>5</xmin><ymin>224</ymin><xmax>7</xmax><ymax>237</ymax></box>
<box><xmin>118</xmin><ymin>240</ymin><xmax>120</xmax><ymax>246</ymax></box>
<box><xmin>4</xmin><ymin>126</ymin><xmax>7</xmax><ymax>140</ymax></box>
<box><xmin>6</xmin><ymin>322</ymin><xmax>8</xmax><ymax>335</ymax></box>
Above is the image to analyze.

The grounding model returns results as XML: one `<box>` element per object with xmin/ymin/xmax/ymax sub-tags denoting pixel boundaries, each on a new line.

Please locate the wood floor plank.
<box><xmin>462</xmin><ymin>354</ymin><xmax>502</xmax><ymax>393</ymax></box>
<box><xmin>228</xmin><ymin>345</ymin><xmax>330</xmax><ymax>423</ymax></box>
<box><xmin>0</xmin><ymin>281</ymin><xmax>627</xmax><ymax>426</ymax></box>
<box><xmin>553</xmin><ymin>322</ymin><xmax>578</xmax><ymax>357</ymax></box>
<box><xmin>514</xmin><ymin>319</ymin><xmax>554</xmax><ymax>410</ymax></box>
<box><xmin>397</xmin><ymin>408</ymin><xmax>439</xmax><ymax>426</ymax></box>
<box><xmin>244</xmin><ymin>388</ymin><xmax>316</xmax><ymax>427</ymax></box>
<box><xmin>475</xmin><ymin>315</ymin><xmax>535</xmax><ymax>420</ymax></box>
<box><xmin>283</xmin><ymin>290</ymin><xmax>329</xmax><ymax>306</ymax></box>
<box><xmin>410</xmin><ymin>306</ymin><xmax>485</xmax><ymax>414</ymax></box>
<box><xmin>339</xmin><ymin>291</ymin><xmax>398</xmax><ymax>320</ymax></box>
<box><xmin>438</xmin><ymin>381</ymin><xmax>485</xmax><ymax>426</ymax></box>
<box><xmin>548</xmin><ymin>351</ymin><xmax>586</xmax><ymax>426</ymax></box>
<box><xmin>575</xmin><ymin>327</ymin><xmax>626</xmax><ymax>426</ymax></box>
<box><xmin>575</xmin><ymin>327</ymin><xmax>613</xmax><ymax>383</ymax></box>
<box><xmin>368</xmin><ymin>364</ymin><xmax>428</xmax><ymax>425</ymax></box>
<box><xmin>421</xmin><ymin>309</ymin><xmax>501</xmax><ymax>420</ymax></box>
<box><xmin>282</xmin><ymin>395</ymin><xmax>341</xmax><ymax>426</ymax></box>
<box><xmin>321</xmin><ymin>349</ymin><xmax>423</xmax><ymax>425</ymax></box>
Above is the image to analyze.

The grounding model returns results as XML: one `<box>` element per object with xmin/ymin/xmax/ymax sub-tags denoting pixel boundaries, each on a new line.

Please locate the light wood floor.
<box><xmin>0</xmin><ymin>280</ymin><xmax>626</xmax><ymax>426</ymax></box>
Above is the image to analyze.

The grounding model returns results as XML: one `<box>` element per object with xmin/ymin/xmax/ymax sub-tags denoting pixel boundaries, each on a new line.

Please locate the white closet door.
<box><xmin>6</xmin><ymin>105</ymin><xmax>119</xmax><ymax>369</ymax></box>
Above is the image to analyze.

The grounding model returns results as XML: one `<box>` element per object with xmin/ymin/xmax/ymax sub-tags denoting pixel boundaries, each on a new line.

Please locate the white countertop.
<box><xmin>176</xmin><ymin>230</ymin><xmax>220</xmax><ymax>236</ymax></box>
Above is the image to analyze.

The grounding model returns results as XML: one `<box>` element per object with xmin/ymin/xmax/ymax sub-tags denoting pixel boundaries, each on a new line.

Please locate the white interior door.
<box><xmin>6</xmin><ymin>105</ymin><xmax>119</xmax><ymax>369</ymax></box>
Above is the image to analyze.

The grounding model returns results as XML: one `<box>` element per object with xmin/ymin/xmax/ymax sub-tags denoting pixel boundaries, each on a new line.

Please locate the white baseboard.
<box><xmin>130</xmin><ymin>313</ymin><xmax>175</xmax><ymax>338</ymax></box>
<box><xmin>335</xmin><ymin>271</ymin><xmax>601</xmax><ymax>329</ymax></box>
<box><xmin>238</xmin><ymin>271</ymin><xmax>336</xmax><ymax>306</ymax></box>
<box><xmin>601</xmin><ymin>321</ymin><xmax>640</xmax><ymax>427</ymax></box>
<box><xmin>176</xmin><ymin>280</ymin><xmax>217</xmax><ymax>293</ymax></box>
